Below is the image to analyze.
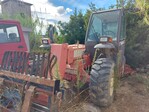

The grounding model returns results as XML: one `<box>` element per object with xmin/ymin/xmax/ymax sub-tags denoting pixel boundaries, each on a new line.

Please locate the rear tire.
<box><xmin>89</xmin><ymin>58</ymin><xmax>115</xmax><ymax>107</ymax></box>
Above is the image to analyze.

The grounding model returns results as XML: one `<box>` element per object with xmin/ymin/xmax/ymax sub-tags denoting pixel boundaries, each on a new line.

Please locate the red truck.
<box><xmin>0</xmin><ymin>20</ymin><xmax>28</xmax><ymax>64</ymax></box>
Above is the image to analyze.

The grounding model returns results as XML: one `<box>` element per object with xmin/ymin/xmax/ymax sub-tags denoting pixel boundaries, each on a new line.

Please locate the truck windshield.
<box><xmin>86</xmin><ymin>10</ymin><xmax>120</xmax><ymax>42</ymax></box>
<box><xmin>0</xmin><ymin>24</ymin><xmax>20</xmax><ymax>43</ymax></box>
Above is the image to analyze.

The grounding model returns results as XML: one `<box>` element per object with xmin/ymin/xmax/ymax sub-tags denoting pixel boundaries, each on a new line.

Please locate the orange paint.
<box><xmin>51</xmin><ymin>43</ymin><xmax>68</xmax><ymax>78</ymax></box>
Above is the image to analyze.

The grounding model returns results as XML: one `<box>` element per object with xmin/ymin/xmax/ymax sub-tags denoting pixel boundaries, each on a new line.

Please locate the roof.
<box><xmin>1</xmin><ymin>0</ymin><xmax>32</xmax><ymax>6</ymax></box>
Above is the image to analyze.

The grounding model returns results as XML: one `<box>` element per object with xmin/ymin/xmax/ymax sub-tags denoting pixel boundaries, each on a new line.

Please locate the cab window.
<box><xmin>0</xmin><ymin>24</ymin><xmax>20</xmax><ymax>43</ymax></box>
<box><xmin>86</xmin><ymin>10</ymin><xmax>120</xmax><ymax>42</ymax></box>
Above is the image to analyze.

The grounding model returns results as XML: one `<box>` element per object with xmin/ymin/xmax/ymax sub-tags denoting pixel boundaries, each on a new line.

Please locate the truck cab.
<box><xmin>0</xmin><ymin>20</ymin><xmax>28</xmax><ymax>64</ymax></box>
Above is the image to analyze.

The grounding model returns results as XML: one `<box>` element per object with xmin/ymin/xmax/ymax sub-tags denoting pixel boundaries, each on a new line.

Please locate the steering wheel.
<box><xmin>104</xmin><ymin>30</ymin><xmax>115</xmax><ymax>38</ymax></box>
<box><xmin>88</xmin><ymin>32</ymin><xmax>100</xmax><ymax>41</ymax></box>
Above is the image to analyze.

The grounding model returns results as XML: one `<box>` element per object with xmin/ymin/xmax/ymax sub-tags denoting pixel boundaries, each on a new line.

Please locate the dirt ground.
<box><xmin>61</xmin><ymin>73</ymin><xmax>149</xmax><ymax>112</ymax></box>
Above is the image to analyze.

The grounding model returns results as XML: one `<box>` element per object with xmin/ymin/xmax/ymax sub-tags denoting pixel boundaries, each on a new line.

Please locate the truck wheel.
<box><xmin>89</xmin><ymin>58</ymin><xmax>115</xmax><ymax>107</ymax></box>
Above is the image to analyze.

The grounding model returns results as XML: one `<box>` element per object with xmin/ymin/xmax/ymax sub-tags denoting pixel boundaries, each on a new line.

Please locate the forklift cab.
<box><xmin>85</xmin><ymin>9</ymin><xmax>126</xmax><ymax>61</ymax></box>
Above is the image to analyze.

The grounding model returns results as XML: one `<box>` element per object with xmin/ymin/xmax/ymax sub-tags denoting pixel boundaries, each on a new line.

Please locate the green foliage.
<box><xmin>125</xmin><ymin>23</ymin><xmax>149</xmax><ymax>68</ymax></box>
<box><xmin>123</xmin><ymin>1</ymin><xmax>149</xmax><ymax>68</ymax></box>
<box><xmin>58</xmin><ymin>9</ymin><xmax>86</xmax><ymax>44</ymax></box>
<box><xmin>135</xmin><ymin>0</ymin><xmax>149</xmax><ymax>24</ymax></box>
<box><xmin>2</xmin><ymin>14</ymin><xmax>33</xmax><ymax>28</ymax></box>
<box><xmin>56</xmin><ymin>35</ymin><xmax>65</xmax><ymax>44</ymax></box>
<box><xmin>111</xmin><ymin>0</ymin><xmax>149</xmax><ymax>68</ymax></box>
<box><xmin>28</xmin><ymin>18</ymin><xmax>44</xmax><ymax>51</ymax></box>
<box><xmin>89</xmin><ymin>2</ymin><xmax>97</xmax><ymax>11</ymax></box>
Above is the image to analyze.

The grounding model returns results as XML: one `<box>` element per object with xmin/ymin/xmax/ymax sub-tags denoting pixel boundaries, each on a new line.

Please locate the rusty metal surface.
<box><xmin>21</xmin><ymin>86</ymin><xmax>35</xmax><ymax>112</ymax></box>
<box><xmin>0</xmin><ymin>51</ymin><xmax>57</xmax><ymax>79</ymax></box>
<box><xmin>1</xmin><ymin>51</ymin><xmax>29</xmax><ymax>73</ymax></box>
<box><xmin>0</xmin><ymin>70</ymin><xmax>55</xmax><ymax>87</ymax></box>
<box><xmin>0</xmin><ymin>78</ymin><xmax>59</xmax><ymax>112</ymax></box>
<box><xmin>0</xmin><ymin>51</ymin><xmax>60</xmax><ymax>112</ymax></box>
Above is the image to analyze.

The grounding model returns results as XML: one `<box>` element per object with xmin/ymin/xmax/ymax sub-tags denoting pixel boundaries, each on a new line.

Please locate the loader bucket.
<box><xmin>0</xmin><ymin>51</ymin><xmax>61</xmax><ymax>112</ymax></box>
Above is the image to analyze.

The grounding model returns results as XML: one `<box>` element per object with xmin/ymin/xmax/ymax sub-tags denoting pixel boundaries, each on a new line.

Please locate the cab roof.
<box><xmin>0</xmin><ymin>19</ymin><xmax>21</xmax><ymax>24</ymax></box>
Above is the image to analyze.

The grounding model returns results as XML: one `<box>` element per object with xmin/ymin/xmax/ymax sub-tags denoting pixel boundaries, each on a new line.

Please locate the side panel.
<box><xmin>51</xmin><ymin>44</ymin><xmax>68</xmax><ymax>78</ymax></box>
<box><xmin>67</xmin><ymin>44</ymin><xmax>85</xmax><ymax>64</ymax></box>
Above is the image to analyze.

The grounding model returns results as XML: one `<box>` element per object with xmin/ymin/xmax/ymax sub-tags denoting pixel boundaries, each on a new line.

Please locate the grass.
<box><xmin>60</xmin><ymin>87</ymin><xmax>89</xmax><ymax>112</ymax></box>
<box><xmin>133</xmin><ymin>73</ymin><xmax>149</xmax><ymax>91</ymax></box>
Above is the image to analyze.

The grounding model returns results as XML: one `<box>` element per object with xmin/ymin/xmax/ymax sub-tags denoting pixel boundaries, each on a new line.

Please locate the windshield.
<box><xmin>0</xmin><ymin>24</ymin><xmax>20</xmax><ymax>43</ymax></box>
<box><xmin>86</xmin><ymin>10</ymin><xmax>120</xmax><ymax>42</ymax></box>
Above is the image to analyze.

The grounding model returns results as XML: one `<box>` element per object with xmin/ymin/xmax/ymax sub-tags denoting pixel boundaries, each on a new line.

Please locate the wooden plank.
<box><xmin>21</xmin><ymin>86</ymin><xmax>36</xmax><ymax>112</ymax></box>
<box><xmin>3</xmin><ymin>79</ymin><xmax>24</xmax><ymax>87</ymax></box>
<box><xmin>0</xmin><ymin>70</ymin><xmax>55</xmax><ymax>87</ymax></box>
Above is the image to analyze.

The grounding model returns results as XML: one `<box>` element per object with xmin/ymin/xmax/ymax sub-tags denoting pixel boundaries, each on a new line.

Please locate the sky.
<box><xmin>21</xmin><ymin>0</ymin><xmax>116</xmax><ymax>34</ymax></box>
<box><xmin>23</xmin><ymin>0</ymin><xmax>116</xmax><ymax>23</ymax></box>
<box><xmin>0</xmin><ymin>0</ymin><xmax>117</xmax><ymax>34</ymax></box>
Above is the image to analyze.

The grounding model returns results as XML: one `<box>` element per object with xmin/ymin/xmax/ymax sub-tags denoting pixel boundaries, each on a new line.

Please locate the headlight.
<box><xmin>42</xmin><ymin>38</ymin><xmax>50</xmax><ymax>45</ymax></box>
<box><xmin>100</xmin><ymin>37</ymin><xmax>113</xmax><ymax>43</ymax></box>
<box><xmin>100</xmin><ymin>37</ymin><xmax>108</xmax><ymax>42</ymax></box>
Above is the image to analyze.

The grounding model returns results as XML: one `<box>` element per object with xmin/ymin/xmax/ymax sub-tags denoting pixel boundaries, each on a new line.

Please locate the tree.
<box><xmin>89</xmin><ymin>2</ymin><xmax>97</xmax><ymax>12</ymax></box>
<box><xmin>58</xmin><ymin>9</ymin><xmax>86</xmax><ymax>44</ymax></box>
<box><xmin>121</xmin><ymin>0</ymin><xmax>149</xmax><ymax>68</ymax></box>
<box><xmin>135</xmin><ymin>0</ymin><xmax>149</xmax><ymax>24</ymax></box>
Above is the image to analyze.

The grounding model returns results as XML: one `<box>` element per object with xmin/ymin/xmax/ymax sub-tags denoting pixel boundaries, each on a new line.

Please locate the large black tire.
<box><xmin>89</xmin><ymin>58</ymin><xmax>115</xmax><ymax>107</ymax></box>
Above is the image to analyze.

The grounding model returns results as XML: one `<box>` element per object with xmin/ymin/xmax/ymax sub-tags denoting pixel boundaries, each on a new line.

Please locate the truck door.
<box><xmin>0</xmin><ymin>21</ymin><xmax>28</xmax><ymax>64</ymax></box>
